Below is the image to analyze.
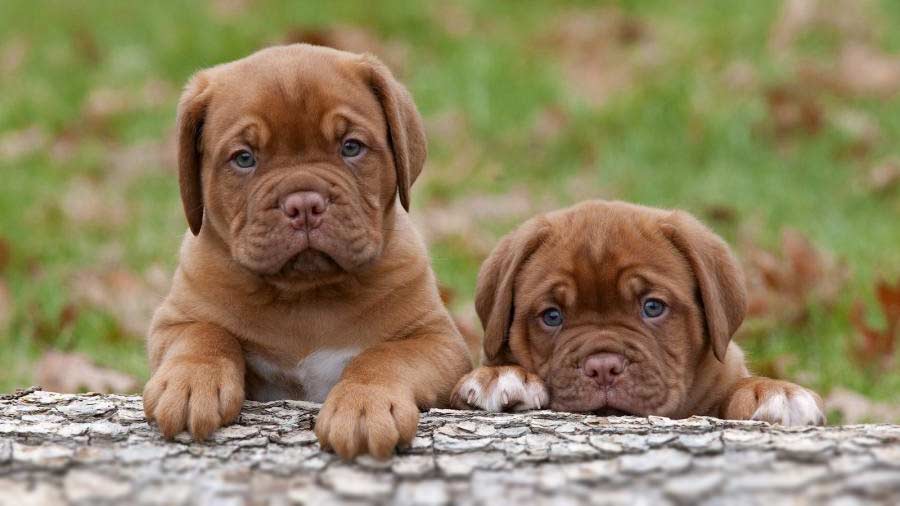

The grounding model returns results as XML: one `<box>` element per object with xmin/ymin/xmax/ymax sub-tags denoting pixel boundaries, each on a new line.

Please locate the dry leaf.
<box><xmin>35</xmin><ymin>350</ymin><xmax>138</xmax><ymax>394</ymax></box>
<box><xmin>71</xmin><ymin>265</ymin><xmax>169</xmax><ymax>338</ymax></box>
<box><xmin>529</xmin><ymin>106</ymin><xmax>570</xmax><ymax>146</ymax></box>
<box><xmin>850</xmin><ymin>278</ymin><xmax>900</xmax><ymax>368</ymax></box>
<box><xmin>541</xmin><ymin>7</ymin><xmax>661</xmax><ymax>107</ymax></box>
<box><xmin>413</xmin><ymin>189</ymin><xmax>550</xmax><ymax>256</ymax></box>
<box><xmin>833</xmin><ymin>43</ymin><xmax>900</xmax><ymax>99</ymax></box>
<box><xmin>61</xmin><ymin>177</ymin><xmax>128</xmax><ymax>227</ymax></box>
<box><xmin>769</xmin><ymin>0</ymin><xmax>873</xmax><ymax>53</ymax></box>
<box><xmin>826</xmin><ymin>387</ymin><xmax>900</xmax><ymax>424</ymax></box>
<box><xmin>0</xmin><ymin>126</ymin><xmax>47</xmax><ymax>159</ymax></box>
<box><xmin>282</xmin><ymin>25</ymin><xmax>408</xmax><ymax>75</ymax></box>
<box><xmin>742</xmin><ymin>227</ymin><xmax>848</xmax><ymax>326</ymax></box>
<box><xmin>210</xmin><ymin>0</ymin><xmax>253</xmax><ymax>18</ymax></box>
<box><xmin>865</xmin><ymin>159</ymin><xmax>900</xmax><ymax>193</ymax></box>
<box><xmin>764</xmin><ymin>85</ymin><xmax>824</xmax><ymax>139</ymax></box>
<box><xmin>0</xmin><ymin>236</ymin><xmax>10</xmax><ymax>273</ymax></box>
<box><xmin>83</xmin><ymin>79</ymin><xmax>174</xmax><ymax>123</ymax></box>
<box><xmin>0</xmin><ymin>280</ymin><xmax>11</xmax><ymax>331</ymax></box>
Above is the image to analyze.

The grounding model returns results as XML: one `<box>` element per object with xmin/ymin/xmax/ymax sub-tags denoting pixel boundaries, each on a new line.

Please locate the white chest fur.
<box><xmin>246</xmin><ymin>347</ymin><xmax>361</xmax><ymax>403</ymax></box>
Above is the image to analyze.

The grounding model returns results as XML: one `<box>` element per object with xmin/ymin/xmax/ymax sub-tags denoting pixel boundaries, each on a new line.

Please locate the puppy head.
<box><xmin>477</xmin><ymin>200</ymin><xmax>746</xmax><ymax>416</ymax></box>
<box><xmin>176</xmin><ymin>44</ymin><xmax>425</xmax><ymax>286</ymax></box>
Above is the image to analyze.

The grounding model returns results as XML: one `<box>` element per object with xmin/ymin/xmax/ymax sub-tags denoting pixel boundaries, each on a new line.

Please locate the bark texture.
<box><xmin>1</xmin><ymin>388</ymin><xmax>899</xmax><ymax>505</ymax></box>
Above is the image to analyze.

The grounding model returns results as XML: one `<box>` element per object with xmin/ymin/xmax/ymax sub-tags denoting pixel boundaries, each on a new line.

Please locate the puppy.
<box><xmin>143</xmin><ymin>44</ymin><xmax>473</xmax><ymax>459</ymax></box>
<box><xmin>451</xmin><ymin>200</ymin><xmax>825</xmax><ymax>426</ymax></box>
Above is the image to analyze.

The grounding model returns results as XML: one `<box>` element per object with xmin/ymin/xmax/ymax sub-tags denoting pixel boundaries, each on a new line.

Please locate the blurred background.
<box><xmin>0</xmin><ymin>0</ymin><xmax>898</xmax><ymax>422</ymax></box>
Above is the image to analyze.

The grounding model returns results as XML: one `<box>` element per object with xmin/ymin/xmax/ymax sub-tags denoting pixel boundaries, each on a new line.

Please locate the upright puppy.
<box><xmin>451</xmin><ymin>200</ymin><xmax>825</xmax><ymax>426</ymax></box>
<box><xmin>143</xmin><ymin>44</ymin><xmax>472</xmax><ymax>459</ymax></box>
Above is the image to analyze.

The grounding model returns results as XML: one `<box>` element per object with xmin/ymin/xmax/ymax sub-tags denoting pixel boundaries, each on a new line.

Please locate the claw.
<box><xmin>467</xmin><ymin>389</ymin><xmax>476</xmax><ymax>405</ymax></box>
<box><xmin>534</xmin><ymin>396</ymin><xmax>541</xmax><ymax>409</ymax></box>
<box><xmin>501</xmin><ymin>392</ymin><xmax>509</xmax><ymax>407</ymax></box>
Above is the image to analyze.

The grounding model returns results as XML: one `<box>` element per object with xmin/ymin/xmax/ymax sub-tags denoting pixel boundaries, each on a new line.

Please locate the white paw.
<box><xmin>452</xmin><ymin>366</ymin><xmax>549</xmax><ymax>412</ymax></box>
<box><xmin>751</xmin><ymin>388</ymin><xmax>825</xmax><ymax>426</ymax></box>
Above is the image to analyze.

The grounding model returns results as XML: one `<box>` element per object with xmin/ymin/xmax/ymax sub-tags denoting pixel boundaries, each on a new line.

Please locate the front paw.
<box><xmin>450</xmin><ymin>365</ymin><xmax>549</xmax><ymax>412</ymax></box>
<box><xmin>142</xmin><ymin>356</ymin><xmax>245</xmax><ymax>440</ymax></box>
<box><xmin>723</xmin><ymin>378</ymin><xmax>825</xmax><ymax>426</ymax></box>
<box><xmin>314</xmin><ymin>382</ymin><xmax>419</xmax><ymax>460</ymax></box>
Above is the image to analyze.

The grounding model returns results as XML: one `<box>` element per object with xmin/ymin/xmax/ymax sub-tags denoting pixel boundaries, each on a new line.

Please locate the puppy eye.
<box><xmin>231</xmin><ymin>149</ymin><xmax>257</xmax><ymax>172</ymax></box>
<box><xmin>641</xmin><ymin>298</ymin><xmax>667</xmax><ymax>319</ymax></box>
<box><xmin>340</xmin><ymin>139</ymin><xmax>365</xmax><ymax>158</ymax></box>
<box><xmin>540</xmin><ymin>308</ymin><xmax>564</xmax><ymax>328</ymax></box>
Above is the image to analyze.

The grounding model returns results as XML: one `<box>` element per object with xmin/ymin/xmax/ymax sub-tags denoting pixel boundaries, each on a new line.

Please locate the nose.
<box><xmin>582</xmin><ymin>353</ymin><xmax>627</xmax><ymax>386</ymax></box>
<box><xmin>280</xmin><ymin>191</ymin><xmax>328</xmax><ymax>230</ymax></box>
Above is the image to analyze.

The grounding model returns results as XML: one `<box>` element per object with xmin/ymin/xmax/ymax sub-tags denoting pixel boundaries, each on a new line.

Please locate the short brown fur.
<box><xmin>452</xmin><ymin>200</ymin><xmax>824</xmax><ymax>424</ymax></box>
<box><xmin>144</xmin><ymin>44</ymin><xmax>472</xmax><ymax>459</ymax></box>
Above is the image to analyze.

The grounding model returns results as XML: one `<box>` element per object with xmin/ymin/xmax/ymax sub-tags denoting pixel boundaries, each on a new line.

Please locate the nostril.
<box><xmin>583</xmin><ymin>353</ymin><xmax>627</xmax><ymax>384</ymax></box>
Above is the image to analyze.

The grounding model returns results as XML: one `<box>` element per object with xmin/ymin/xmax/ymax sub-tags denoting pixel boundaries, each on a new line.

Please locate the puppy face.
<box><xmin>176</xmin><ymin>44</ymin><xmax>425</xmax><ymax>286</ymax></box>
<box><xmin>477</xmin><ymin>201</ymin><xmax>746</xmax><ymax>417</ymax></box>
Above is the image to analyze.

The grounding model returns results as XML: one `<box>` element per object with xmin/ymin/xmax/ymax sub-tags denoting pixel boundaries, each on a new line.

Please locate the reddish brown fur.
<box><xmin>144</xmin><ymin>44</ymin><xmax>472</xmax><ymax>459</ymax></box>
<box><xmin>452</xmin><ymin>200</ymin><xmax>824</xmax><ymax>423</ymax></box>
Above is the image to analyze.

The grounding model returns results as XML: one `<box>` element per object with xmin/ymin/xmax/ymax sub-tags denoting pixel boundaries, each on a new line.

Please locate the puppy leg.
<box><xmin>143</xmin><ymin>321</ymin><xmax>245</xmax><ymax>440</ymax></box>
<box><xmin>720</xmin><ymin>377</ymin><xmax>825</xmax><ymax>426</ymax></box>
<box><xmin>315</xmin><ymin>332</ymin><xmax>471</xmax><ymax>460</ymax></box>
<box><xmin>450</xmin><ymin>365</ymin><xmax>549</xmax><ymax>412</ymax></box>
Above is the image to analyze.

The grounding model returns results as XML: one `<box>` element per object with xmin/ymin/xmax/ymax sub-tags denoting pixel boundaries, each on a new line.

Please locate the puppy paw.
<box><xmin>723</xmin><ymin>378</ymin><xmax>825</xmax><ymax>426</ymax></box>
<box><xmin>142</xmin><ymin>356</ymin><xmax>245</xmax><ymax>440</ymax></box>
<box><xmin>450</xmin><ymin>365</ymin><xmax>549</xmax><ymax>412</ymax></box>
<box><xmin>315</xmin><ymin>382</ymin><xmax>419</xmax><ymax>460</ymax></box>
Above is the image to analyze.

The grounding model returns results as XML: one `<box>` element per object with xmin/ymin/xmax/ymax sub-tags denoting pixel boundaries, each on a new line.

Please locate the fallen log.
<box><xmin>1</xmin><ymin>388</ymin><xmax>898</xmax><ymax>505</ymax></box>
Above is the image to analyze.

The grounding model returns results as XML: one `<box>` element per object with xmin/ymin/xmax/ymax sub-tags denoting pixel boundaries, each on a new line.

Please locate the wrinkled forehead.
<box><xmin>518</xmin><ymin>205</ymin><xmax>696</xmax><ymax>307</ymax></box>
<box><xmin>204</xmin><ymin>46</ymin><xmax>384</xmax><ymax>143</ymax></box>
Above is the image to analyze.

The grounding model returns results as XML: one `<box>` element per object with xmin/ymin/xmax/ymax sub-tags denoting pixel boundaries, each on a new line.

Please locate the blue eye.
<box><xmin>232</xmin><ymin>150</ymin><xmax>256</xmax><ymax>171</ymax></box>
<box><xmin>341</xmin><ymin>139</ymin><xmax>364</xmax><ymax>158</ymax></box>
<box><xmin>642</xmin><ymin>298</ymin><xmax>667</xmax><ymax>318</ymax></box>
<box><xmin>541</xmin><ymin>308</ymin><xmax>564</xmax><ymax>327</ymax></box>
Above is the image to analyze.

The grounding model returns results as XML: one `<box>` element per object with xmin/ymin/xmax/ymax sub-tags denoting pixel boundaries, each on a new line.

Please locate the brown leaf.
<box><xmin>35</xmin><ymin>350</ymin><xmax>138</xmax><ymax>394</ymax></box>
<box><xmin>70</xmin><ymin>265</ymin><xmax>169</xmax><ymax>338</ymax></box>
<box><xmin>0</xmin><ymin>126</ymin><xmax>47</xmax><ymax>159</ymax></box>
<box><xmin>210</xmin><ymin>0</ymin><xmax>253</xmax><ymax>18</ymax></box>
<box><xmin>413</xmin><ymin>189</ymin><xmax>551</xmax><ymax>257</ymax></box>
<box><xmin>850</xmin><ymin>278</ymin><xmax>900</xmax><ymax>368</ymax></box>
<box><xmin>865</xmin><ymin>158</ymin><xmax>900</xmax><ymax>194</ymax></box>
<box><xmin>764</xmin><ymin>85</ymin><xmax>824</xmax><ymax>140</ymax></box>
<box><xmin>282</xmin><ymin>25</ymin><xmax>408</xmax><ymax>75</ymax></box>
<box><xmin>0</xmin><ymin>236</ymin><xmax>10</xmax><ymax>273</ymax></box>
<box><xmin>833</xmin><ymin>43</ymin><xmax>900</xmax><ymax>99</ymax></box>
<box><xmin>540</xmin><ymin>7</ymin><xmax>661</xmax><ymax>107</ymax></box>
<box><xmin>769</xmin><ymin>0</ymin><xmax>873</xmax><ymax>53</ymax></box>
<box><xmin>741</xmin><ymin>227</ymin><xmax>848</xmax><ymax>326</ymax></box>
<box><xmin>0</xmin><ymin>280</ymin><xmax>11</xmax><ymax>331</ymax></box>
<box><xmin>826</xmin><ymin>387</ymin><xmax>900</xmax><ymax>424</ymax></box>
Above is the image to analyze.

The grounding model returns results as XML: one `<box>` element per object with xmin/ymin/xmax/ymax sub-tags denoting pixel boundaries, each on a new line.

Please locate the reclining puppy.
<box><xmin>451</xmin><ymin>200</ymin><xmax>825</xmax><ymax>426</ymax></box>
<box><xmin>143</xmin><ymin>44</ymin><xmax>473</xmax><ymax>459</ymax></box>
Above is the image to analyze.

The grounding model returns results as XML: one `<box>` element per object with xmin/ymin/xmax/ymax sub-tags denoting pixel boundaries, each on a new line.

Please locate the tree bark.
<box><xmin>1</xmin><ymin>388</ymin><xmax>899</xmax><ymax>505</ymax></box>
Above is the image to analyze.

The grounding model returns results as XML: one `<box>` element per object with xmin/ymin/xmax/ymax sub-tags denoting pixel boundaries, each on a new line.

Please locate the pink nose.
<box><xmin>583</xmin><ymin>353</ymin><xmax>626</xmax><ymax>386</ymax></box>
<box><xmin>280</xmin><ymin>191</ymin><xmax>327</xmax><ymax>230</ymax></box>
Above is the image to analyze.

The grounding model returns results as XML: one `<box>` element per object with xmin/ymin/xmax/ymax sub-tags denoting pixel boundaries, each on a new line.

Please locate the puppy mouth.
<box><xmin>282</xmin><ymin>249</ymin><xmax>341</xmax><ymax>275</ymax></box>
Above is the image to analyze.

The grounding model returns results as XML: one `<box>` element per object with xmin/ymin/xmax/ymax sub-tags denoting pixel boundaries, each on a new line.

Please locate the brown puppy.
<box><xmin>143</xmin><ymin>44</ymin><xmax>472</xmax><ymax>459</ymax></box>
<box><xmin>451</xmin><ymin>200</ymin><xmax>825</xmax><ymax>426</ymax></box>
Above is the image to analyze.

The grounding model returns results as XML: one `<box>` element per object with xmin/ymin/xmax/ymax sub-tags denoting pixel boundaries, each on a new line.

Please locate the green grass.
<box><xmin>1</xmin><ymin>0</ymin><xmax>898</xmax><ymax>410</ymax></box>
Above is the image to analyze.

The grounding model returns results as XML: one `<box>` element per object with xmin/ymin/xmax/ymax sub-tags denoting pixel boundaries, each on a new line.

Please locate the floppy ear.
<box><xmin>176</xmin><ymin>72</ymin><xmax>213</xmax><ymax>235</ymax></box>
<box><xmin>476</xmin><ymin>218</ymin><xmax>550</xmax><ymax>363</ymax></box>
<box><xmin>661</xmin><ymin>211</ymin><xmax>747</xmax><ymax>362</ymax></box>
<box><xmin>361</xmin><ymin>55</ymin><xmax>426</xmax><ymax>212</ymax></box>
